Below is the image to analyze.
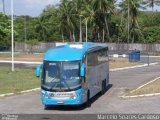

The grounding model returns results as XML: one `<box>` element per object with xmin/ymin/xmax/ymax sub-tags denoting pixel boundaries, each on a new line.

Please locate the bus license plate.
<box><xmin>57</xmin><ymin>101</ymin><xmax>64</xmax><ymax>104</ymax></box>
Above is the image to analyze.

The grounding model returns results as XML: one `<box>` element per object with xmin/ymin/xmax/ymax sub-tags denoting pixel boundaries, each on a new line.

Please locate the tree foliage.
<box><xmin>0</xmin><ymin>0</ymin><xmax>160</xmax><ymax>47</ymax></box>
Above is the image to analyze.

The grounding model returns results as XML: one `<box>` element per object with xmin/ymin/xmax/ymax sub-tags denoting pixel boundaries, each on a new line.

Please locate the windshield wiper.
<box><xmin>61</xmin><ymin>79</ymin><xmax>71</xmax><ymax>91</ymax></box>
<box><xmin>49</xmin><ymin>78</ymin><xmax>60</xmax><ymax>90</ymax></box>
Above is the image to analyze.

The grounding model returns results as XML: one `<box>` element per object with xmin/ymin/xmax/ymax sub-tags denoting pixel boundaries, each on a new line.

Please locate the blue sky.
<box><xmin>0</xmin><ymin>0</ymin><xmax>160</xmax><ymax>16</ymax></box>
<box><xmin>0</xmin><ymin>0</ymin><xmax>60</xmax><ymax>16</ymax></box>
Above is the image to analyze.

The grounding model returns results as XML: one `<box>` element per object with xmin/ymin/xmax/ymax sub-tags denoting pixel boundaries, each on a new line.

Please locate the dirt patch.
<box><xmin>0</xmin><ymin>54</ymin><xmax>43</xmax><ymax>62</ymax></box>
<box><xmin>125</xmin><ymin>78</ymin><xmax>160</xmax><ymax>96</ymax></box>
<box><xmin>109</xmin><ymin>58</ymin><xmax>142</xmax><ymax>69</ymax></box>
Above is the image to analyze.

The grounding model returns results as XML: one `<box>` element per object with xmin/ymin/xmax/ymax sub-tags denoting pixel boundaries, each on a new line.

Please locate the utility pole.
<box><xmin>11</xmin><ymin>0</ymin><xmax>14</xmax><ymax>71</ymax></box>
<box><xmin>127</xmin><ymin>0</ymin><xmax>130</xmax><ymax>43</ymax></box>
<box><xmin>2</xmin><ymin>0</ymin><xmax>6</xmax><ymax>14</ymax></box>
<box><xmin>79</xmin><ymin>15</ymin><xmax>82</xmax><ymax>42</ymax></box>
<box><xmin>86</xmin><ymin>19</ymin><xmax>88</xmax><ymax>42</ymax></box>
<box><xmin>24</xmin><ymin>16</ymin><xmax>27</xmax><ymax>53</ymax></box>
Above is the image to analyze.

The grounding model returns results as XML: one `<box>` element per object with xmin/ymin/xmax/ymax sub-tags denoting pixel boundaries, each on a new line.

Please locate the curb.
<box><xmin>110</xmin><ymin>62</ymin><xmax>158</xmax><ymax>72</ymax></box>
<box><xmin>130</xmin><ymin>76</ymin><xmax>160</xmax><ymax>93</ymax></box>
<box><xmin>120</xmin><ymin>93</ymin><xmax>160</xmax><ymax>99</ymax></box>
<box><xmin>20</xmin><ymin>88</ymin><xmax>40</xmax><ymax>94</ymax></box>
<box><xmin>0</xmin><ymin>60</ymin><xmax>42</xmax><ymax>64</ymax></box>
<box><xmin>0</xmin><ymin>88</ymin><xmax>40</xmax><ymax>97</ymax></box>
<box><xmin>121</xmin><ymin>76</ymin><xmax>160</xmax><ymax>99</ymax></box>
<box><xmin>0</xmin><ymin>93</ymin><xmax>14</xmax><ymax>97</ymax></box>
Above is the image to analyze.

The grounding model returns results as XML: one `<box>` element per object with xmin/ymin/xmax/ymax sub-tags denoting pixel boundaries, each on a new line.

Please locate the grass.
<box><xmin>125</xmin><ymin>78</ymin><xmax>160</xmax><ymax>96</ymax></box>
<box><xmin>109</xmin><ymin>58</ymin><xmax>142</xmax><ymax>69</ymax></box>
<box><xmin>0</xmin><ymin>67</ymin><xmax>40</xmax><ymax>94</ymax></box>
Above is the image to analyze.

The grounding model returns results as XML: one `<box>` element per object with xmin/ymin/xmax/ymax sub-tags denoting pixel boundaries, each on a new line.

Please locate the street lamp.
<box><xmin>11</xmin><ymin>0</ymin><xmax>14</xmax><ymax>71</ymax></box>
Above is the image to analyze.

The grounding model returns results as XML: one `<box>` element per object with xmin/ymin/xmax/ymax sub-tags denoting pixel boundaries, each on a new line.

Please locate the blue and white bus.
<box><xmin>36</xmin><ymin>43</ymin><xmax>109</xmax><ymax>109</ymax></box>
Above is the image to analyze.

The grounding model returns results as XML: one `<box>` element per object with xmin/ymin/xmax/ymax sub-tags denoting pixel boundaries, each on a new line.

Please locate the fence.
<box><xmin>15</xmin><ymin>42</ymin><xmax>160</xmax><ymax>53</ymax></box>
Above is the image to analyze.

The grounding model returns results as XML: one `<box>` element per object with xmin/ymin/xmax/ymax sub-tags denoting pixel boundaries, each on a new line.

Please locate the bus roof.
<box><xmin>44</xmin><ymin>43</ymin><xmax>108</xmax><ymax>61</ymax></box>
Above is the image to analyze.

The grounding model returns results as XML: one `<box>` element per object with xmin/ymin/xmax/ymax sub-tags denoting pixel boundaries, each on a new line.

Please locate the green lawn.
<box><xmin>0</xmin><ymin>67</ymin><xmax>40</xmax><ymax>94</ymax></box>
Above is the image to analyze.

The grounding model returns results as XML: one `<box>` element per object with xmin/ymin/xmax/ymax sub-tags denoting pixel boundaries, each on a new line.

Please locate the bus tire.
<box><xmin>101</xmin><ymin>81</ymin><xmax>105</xmax><ymax>95</ymax></box>
<box><xmin>44</xmin><ymin>105</ymin><xmax>50</xmax><ymax>110</ymax></box>
<box><xmin>85</xmin><ymin>91</ymin><xmax>91</xmax><ymax>107</ymax></box>
<box><xmin>104</xmin><ymin>79</ymin><xmax>107</xmax><ymax>91</ymax></box>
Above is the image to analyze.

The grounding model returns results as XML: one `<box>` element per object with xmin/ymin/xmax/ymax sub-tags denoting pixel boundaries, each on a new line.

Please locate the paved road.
<box><xmin>0</xmin><ymin>64</ymin><xmax>160</xmax><ymax>114</ymax></box>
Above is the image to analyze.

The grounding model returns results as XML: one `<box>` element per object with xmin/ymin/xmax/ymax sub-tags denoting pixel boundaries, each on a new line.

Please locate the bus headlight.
<box><xmin>70</xmin><ymin>93</ymin><xmax>80</xmax><ymax>99</ymax></box>
<box><xmin>41</xmin><ymin>92</ymin><xmax>49</xmax><ymax>99</ymax></box>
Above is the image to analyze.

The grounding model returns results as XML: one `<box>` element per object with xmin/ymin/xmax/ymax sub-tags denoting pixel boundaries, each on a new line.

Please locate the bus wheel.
<box><xmin>85</xmin><ymin>91</ymin><xmax>91</xmax><ymax>107</ymax></box>
<box><xmin>101</xmin><ymin>81</ymin><xmax>105</xmax><ymax>95</ymax></box>
<box><xmin>44</xmin><ymin>105</ymin><xmax>50</xmax><ymax>110</ymax></box>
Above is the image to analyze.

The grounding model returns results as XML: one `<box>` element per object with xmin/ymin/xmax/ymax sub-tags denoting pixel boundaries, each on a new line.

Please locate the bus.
<box><xmin>36</xmin><ymin>42</ymin><xmax>109</xmax><ymax>109</ymax></box>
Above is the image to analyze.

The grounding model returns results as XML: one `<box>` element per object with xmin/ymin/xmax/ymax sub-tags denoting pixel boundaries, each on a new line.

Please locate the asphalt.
<box><xmin>0</xmin><ymin>64</ymin><xmax>160</xmax><ymax>116</ymax></box>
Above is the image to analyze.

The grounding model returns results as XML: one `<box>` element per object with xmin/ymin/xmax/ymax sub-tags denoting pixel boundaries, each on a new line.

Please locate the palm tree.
<box><xmin>58</xmin><ymin>20</ymin><xmax>66</xmax><ymax>42</ymax></box>
<box><xmin>35</xmin><ymin>17</ymin><xmax>49</xmax><ymax>42</ymax></box>
<box><xmin>141</xmin><ymin>0</ymin><xmax>160</xmax><ymax>11</ymax></box>
<box><xmin>119</xmin><ymin>0</ymin><xmax>142</xmax><ymax>43</ymax></box>
<box><xmin>90</xmin><ymin>0</ymin><xmax>115</xmax><ymax>42</ymax></box>
<box><xmin>58</xmin><ymin>0</ymin><xmax>75</xmax><ymax>42</ymax></box>
<box><xmin>141</xmin><ymin>0</ymin><xmax>160</xmax><ymax>24</ymax></box>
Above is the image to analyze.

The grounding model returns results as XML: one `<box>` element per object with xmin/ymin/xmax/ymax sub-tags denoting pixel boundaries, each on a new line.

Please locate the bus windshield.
<box><xmin>42</xmin><ymin>61</ymin><xmax>81</xmax><ymax>91</ymax></box>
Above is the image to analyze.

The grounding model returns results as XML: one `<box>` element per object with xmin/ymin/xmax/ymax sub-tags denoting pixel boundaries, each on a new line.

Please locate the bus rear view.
<box><xmin>36</xmin><ymin>43</ymin><xmax>109</xmax><ymax>109</ymax></box>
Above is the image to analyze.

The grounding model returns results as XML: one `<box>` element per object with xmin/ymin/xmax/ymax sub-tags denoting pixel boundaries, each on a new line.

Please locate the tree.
<box><xmin>26</xmin><ymin>39</ymin><xmax>39</xmax><ymax>53</ymax></box>
<box><xmin>35</xmin><ymin>17</ymin><xmax>49</xmax><ymax>42</ymax></box>
<box><xmin>0</xmin><ymin>13</ymin><xmax>13</xmax><ymax>47</ymax></box>
<box><xmin>141</xmin><ymin>0</ymin><xmax>160</xmax><ymax>25</ymax></box>
<box><xmin>58</xmin><ymin>0</ymin><xmax>75</xmax><ymax>42</ymax></box>
<box><xmin>143</xmin><ymin>26</ymin><xmax>160</xmax><ymax>43</ymax></box>
<box><xmin>119</xmin><ymin>0</ymin><xmax>143</xmax><ymax>43</ymax></box>
<box><xmin>142</xmin><ymin>0</ymin><xmax>160</xmax><ymax>11</ymax></box>
<box><xmin>90</xmin><ymin>0</ymin><xmax>115</xmax><ymax>42</ymax></box>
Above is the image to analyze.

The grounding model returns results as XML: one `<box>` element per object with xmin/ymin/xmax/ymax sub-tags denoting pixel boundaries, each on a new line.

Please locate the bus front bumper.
<box><xmin>41</xmin><ymin>89</ymin><xmax>83</xmax><ymax>105</ymax></box>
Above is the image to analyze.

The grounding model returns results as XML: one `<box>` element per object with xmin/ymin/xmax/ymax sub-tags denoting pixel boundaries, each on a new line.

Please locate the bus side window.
<box><xmin>87</xmin><ymin>52</ymin><xmax>98</xmax><ymax>67</ymax></box>
<box><xmin>98</xmin><ymin>48</ymin><xmax>108</xmax><ymax>64</ymax></box>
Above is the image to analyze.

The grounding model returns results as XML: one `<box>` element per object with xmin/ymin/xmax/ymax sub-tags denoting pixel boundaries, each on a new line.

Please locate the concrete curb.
<box><xmin>0</xmin><ymin>88</ymin><xmax>40</xmax><ymax>97</ymax></box>
<box><xmin>130</xmin><ymin>76</ymin><xmax>160</xmax><ymax>93</ymax></box>
<box><xmin>110</xmin><ymin>62</ymin><xmax>158</xmax><ymax>72</ymax></box>
<box><xmin>20</xmin><ymin>88</ymin><xmax>40</xmax><ymax>94</ymax></box>
<box><xmin>121</xmin><ymin>93</ymin><xmax>160</xmax><ymax>99</ymax></box>
<box><xmin>0</xmin><ymin>93</ymin><xmax>14</xmax><ymax>97</ymax></box>
<box><xmin>0</xmin><ymin>60</ymin><xmax>42</xmax><ymax>64</ymax></box>
<box><xmin>121</xmin><ymin>76</ymin><xmax>160</xmax><ymax>99</ymax></box>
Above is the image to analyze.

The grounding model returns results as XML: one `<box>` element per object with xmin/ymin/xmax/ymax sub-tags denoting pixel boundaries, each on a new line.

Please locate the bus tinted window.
<box><xmin>87</xmin><ymin>52</ymin><xmax>98</xmax><ymax>66</ymax></box>
<box><xmin>98</xmin><ymin>48</ymin><xmax>108</xmax><ymax>64</ymax></box>
<box><xmin>86</xmin><ymin>47</ymin><xmax>108</xmax><ymax>66</ymax></box>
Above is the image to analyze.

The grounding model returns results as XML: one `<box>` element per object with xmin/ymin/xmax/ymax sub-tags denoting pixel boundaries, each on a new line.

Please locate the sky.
<box><xmin>0</xmin><ymin>0</ymin><xmax>60</xmax><ymax>16</ymax></box>
<box><xmin>0</xmin><ymin>0</ymin><xmax>160</xmax><ymax>17</ymax></box>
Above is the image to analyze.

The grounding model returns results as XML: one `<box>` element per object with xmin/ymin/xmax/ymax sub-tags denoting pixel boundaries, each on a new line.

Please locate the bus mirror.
<box><xmin>80</xmin><ymin>63</ymin><xmax>85</xmax><ymax>77</ymax></box>
<box><xmin>36</xmin><ymin>64</ymin><xmax>42</xmax><ymax>77</ymax></box>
